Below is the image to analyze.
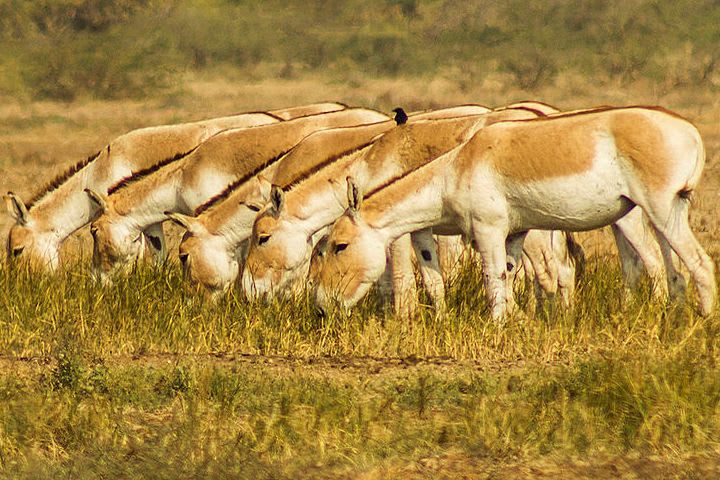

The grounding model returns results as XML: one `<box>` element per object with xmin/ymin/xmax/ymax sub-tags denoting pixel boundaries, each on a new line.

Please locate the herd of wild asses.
<box><xmin>5</xmin><ymin>101</ymin><xmax>716</xmax><ymax>319</ymax></box>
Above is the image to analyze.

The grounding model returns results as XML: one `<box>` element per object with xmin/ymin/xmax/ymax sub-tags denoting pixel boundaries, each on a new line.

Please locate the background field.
<box><xmin>1</xmin><ymin>1</ymin><xmax>720</xmax><ymax>478</ymax></box>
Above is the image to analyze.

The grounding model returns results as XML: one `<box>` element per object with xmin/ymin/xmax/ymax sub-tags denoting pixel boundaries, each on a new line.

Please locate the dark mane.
<box><xmin>27</xmin><ymin>148</ymin><xmax>104</xmax><ymax>209</ymax></box>
<box><xmin>498</xmin><ymin>106</ymin><xmax>548</xmax><ymax>117</ymax></box>
<box><xmin>193</xmin><ymin>147</ymin><xmax>295</xmax><ymax>216</ymax></box>
<box><xmin>107</xmin><ymin>146</ymin><xmax>199</xmax><ymax>195</ymax></box>
<box><xmin>227</xmin><ymin>110</ymin><xmax>285</xmax><ymax>121</ymax></box>
<box><xmin>509</xmin><ymin>100</ymin><xmax>560</xmax><ymax>110</ymax></box>
<box><xmin>364</xmin><ymin>158</ymin><xmax>437</xmax><ymax>201</ymax></box>
<box><xmin>283</xmin><ymin>141</ymin><xmax>375</xmax><ymax>192</ymax></box>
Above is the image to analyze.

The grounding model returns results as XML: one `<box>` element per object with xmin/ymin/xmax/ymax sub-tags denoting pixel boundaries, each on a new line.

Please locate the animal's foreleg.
<box><xmin>472</xmin><ymin>223</ymin><xmax>509</xmax><ymax>322</ymax></box>
<box><xmin>389</xmin><ymin>234</ymin><xmax>418</xmax><ymax>318</ymax></box>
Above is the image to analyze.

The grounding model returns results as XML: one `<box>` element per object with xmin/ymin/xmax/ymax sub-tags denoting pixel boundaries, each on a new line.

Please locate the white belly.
<box><xmin>503</xmin><ymin>158</ymin><xmax>633</xmax><ymax>232</ymax></box>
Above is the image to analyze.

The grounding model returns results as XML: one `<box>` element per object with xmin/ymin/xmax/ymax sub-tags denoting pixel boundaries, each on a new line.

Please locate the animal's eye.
<box><xmin>334</xmin><ymin>243</ymin><xmax>348</xmax><ymax>254</ymax></box>
<box><xmin>12</xmin><ymin>246</ymin><xmax>24</xmax><ymax>257</ymax></box>
<box><xmin>245</xmin><ymin>203</ymin><xmax>261</xmax><ymax>212</ymax></box>
<box><xmin>179</xmin><ymin>253</ymin><xmax>189</xmax><ymax>265</ymax></box>
<box><xmin>258</xmin><ymin>234</ymin><xmax>270</xmax><ymax>246</ymax></box>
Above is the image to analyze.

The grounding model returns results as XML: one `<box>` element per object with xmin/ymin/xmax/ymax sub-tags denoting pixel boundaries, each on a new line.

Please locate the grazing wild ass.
<box><xmin>313</xmin><ymin>107</ymin><xmax>715</xmax><ymax>319</ymax></box>
<box><xmin>85</xmin><ymin>108</ymin><xmax>388</xmax><ymax>282</ymax></box>
<box><xmin>167</xmin><ymin>105</ymin><xmax>492</xmax><ymax>295</ymax></box>
<box><xmin>240</xmin><ymin>107</ymin><xmax>549</xmax><ymax>314</ymax></box>
<box><xmin>3</xmin><ymin>102</ymin><xmax>344</xmax><ymax>269</ymax></box>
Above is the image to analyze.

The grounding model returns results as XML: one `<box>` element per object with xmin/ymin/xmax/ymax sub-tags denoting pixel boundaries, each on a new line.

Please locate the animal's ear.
<box><xmin>254</xmin><ymin>175</ymin><xmax>274</xmax><ymax>202</ymax></box>
<box><xmin>165</xmin><ymin>212</ymin><xmax>204</xmax><ymax>235</ymax></box>
<box><xmin>346</xmin><ymin>176</ymin><xmax>363</xmax><ymax>214</ymax></box>
<box><xmin>269</xmin><ymin>184</ymin><xmax>284</xmax><ymax>216</ymax></box>
<box><xmin>84</xmin><ymin>188</ymin><xmax>108</xmax><ymax>212</ymax></box>
<box><xmin>4</xmin><ymin>192</ymin><xmax>29</xmax><ymax>225</ymax></box>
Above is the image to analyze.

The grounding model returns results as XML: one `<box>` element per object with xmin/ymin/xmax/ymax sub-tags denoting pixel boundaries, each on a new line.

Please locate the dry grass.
<box><xmin>1</xmin><ymin>72</ymin><xmax>720</xmax><ymax>477</ymax></box>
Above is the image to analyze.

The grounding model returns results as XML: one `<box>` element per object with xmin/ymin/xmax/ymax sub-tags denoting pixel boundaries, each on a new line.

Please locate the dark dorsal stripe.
<box><xmin>363</xmin><ymin>158</ymin><xmax>438</xmax><ymax>201</ymax></box>
<box><xmin>27</xmin><ymin>149</ymin><xmax>103</xmax><ymax>209</ymax></box>
<box><xmin>193</xmin><ymin>137</ymin><xmax>377</xmax><ymax>216</ymax></box>
<box><xmin>193</xmin><ymin>147</ymin><xmax>296</xmax><ymax>216</ymax></box>
<box><xmin>502</xmin><ymin>106</ymin><xmax>548</xmax><ymax>117</ymax></box>
<box><xmin>365</xmin><ymin>104</ymin><xmax>691</xmax><ymax>201</ymax></box>
<box><xmin>107</xmin><ymin>146</ymin><xmax>200</xmax><ymax>195</ymax></box>
<box><xmin>511</xmin><ymin>100</ymin><xmax>560</xmax><ymax>111</ymax></box>
<box><xmin>226</xmin><ymin>110</ymin><xmax>285</xmax><ymax>121</ymax></box>
<box><xmin>282</xmin><ymin>140</ymin><xmax>376</xmax><ymax>191</ymax></box>
<box><xmin>518</xmin><ymin>105</ymin><xmax>689</xmax><ymax>123</ymax></box>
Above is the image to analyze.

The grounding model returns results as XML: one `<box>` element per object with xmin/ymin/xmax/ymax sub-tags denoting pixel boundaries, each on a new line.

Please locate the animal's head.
<box><xmin>4</xmin><ymin>192</ymin><xmax>61</xmax><ymax>270</ymax></box>
<box><xmin>86</xmin><ymin>189</ymin><xmax>144</xmax><ymax>283</ymax></box>
<box><xmin>241</xmin><ymin>185</ymin><xmax>315</xmax><ymax>299</ymax></box>
<box><xmin>172</xmin><ymin>175</ymin><xmax>273</xmax><ymax>294</ymax></box>
<box><xmin>313</xmin><ymin>178</ymin><xmax>388</xmax><ymax>311</ymax></box>
<box><xmin>170</xmin><ymin>213</ymin><xmax>240</xmax><ymax>295</ymax></box>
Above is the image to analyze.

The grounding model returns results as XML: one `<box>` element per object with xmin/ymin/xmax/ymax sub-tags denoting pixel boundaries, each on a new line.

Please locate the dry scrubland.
<box><xmin>2</xmin><ymin>76</ymin><xmax>720</xmax><ymax>480</ymax></box>
<box><xmin>2</xmin><ymin>1</ymin><xmax>720</xmax><ymax>478</ymax></box>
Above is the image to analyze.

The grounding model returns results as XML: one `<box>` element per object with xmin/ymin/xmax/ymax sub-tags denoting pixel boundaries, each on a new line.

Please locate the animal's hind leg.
<box><xmin>644</xmin><ymin>198</ymin><xmax>715</xmax><ymax>316</ymax></box>
<box><xmin>144</xmin><ymin>222</ymin><xmax>166</xmax><ymax>264</ymax></box>
<box><xmin>651</xmin><ymin>230</ymin><xmax>687</xmax><ymax>304</ymax></box>
<box><xmin>612</xmin><ymin>208</ymin><xmax>666</xmax><ymax>300</ymax></box>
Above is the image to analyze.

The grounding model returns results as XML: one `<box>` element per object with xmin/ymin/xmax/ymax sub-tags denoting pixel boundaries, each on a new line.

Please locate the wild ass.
<box><xmin>313</xmin><ymin>107</ymin><xmax>715</xmax><ymax>319</ymax></box>
<box><xmin>240</xmin><ymin>107</ymin><xmax>547</xmax><ymax>314</ymax></box>
<box><xmin>166</xmin><ymin>105</ymin><xmax>492</xmax><ymax>294</ymax></box>
<box><xmin>85</xmin><ymin>108</ymin><xmax>388</xmax><ymax>282</ymax></box>
<box><xmin>3</xmin><ymin>102</ymin><xmax>344</xmax><ymax>269</ymax></box>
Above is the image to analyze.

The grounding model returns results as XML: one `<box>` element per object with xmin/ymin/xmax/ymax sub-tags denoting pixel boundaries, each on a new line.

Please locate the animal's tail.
<box><xmin>678</xmin><ymin>126</ymin><xmax>706</xmax><ymax>204</ymax></box>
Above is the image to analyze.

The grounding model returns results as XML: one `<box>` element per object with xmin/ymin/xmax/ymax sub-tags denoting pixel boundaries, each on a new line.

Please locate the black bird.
<box><xmin>392</xmin><ymin>107</ymin><xmax>408</xmax><ymax>125</ymax></box>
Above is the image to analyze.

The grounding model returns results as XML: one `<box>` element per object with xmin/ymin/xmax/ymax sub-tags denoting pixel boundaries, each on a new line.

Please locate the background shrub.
<box><xmin>1</xmin><ymin>0</ymin><xmax>719</xmax><ymax>100</ymax></box>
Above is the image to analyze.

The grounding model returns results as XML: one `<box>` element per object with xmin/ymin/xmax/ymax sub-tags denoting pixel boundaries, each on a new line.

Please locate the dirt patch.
<box><xmin>357</xmin><ymin>451</ymin><xmax>720</xmax><ymax>480</ymax></box>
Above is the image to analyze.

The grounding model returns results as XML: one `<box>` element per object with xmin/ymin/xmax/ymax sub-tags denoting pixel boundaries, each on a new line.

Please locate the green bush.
<box><xmin>1</xmin><ymin>0</ymin><xmax>719</xmax><ymax>100</ymax></box>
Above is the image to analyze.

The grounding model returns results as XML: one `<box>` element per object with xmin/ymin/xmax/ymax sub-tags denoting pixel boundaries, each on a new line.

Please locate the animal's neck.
<box><xmin>365</xmin><ymin>160</ymin><xmax>447</xmax><ymax>244</ymax></box>
<box><xmin>112</xmin><ymin>163</ymin><xmax>184</xmax><ymax>231</ymax></box>
<box><xmin>285</xmin><ymin>148</ymin><xmax>369</xmax><ymax>226</ymax></box>
<box><xmin>29</xmin><ymin>158</ymin><xmax>101</xmax><ymax>239</ymax></box>
<box><xmin>205</xmin><ymin>183</ymin><xmax>260</xmax><ymax>244</ymax></box>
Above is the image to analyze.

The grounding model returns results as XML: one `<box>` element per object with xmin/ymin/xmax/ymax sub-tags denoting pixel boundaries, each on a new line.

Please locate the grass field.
<box><xmin>2</xmin><ymin>11</ymin><xmax>720</xmax><ymax>475</ymax></box>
